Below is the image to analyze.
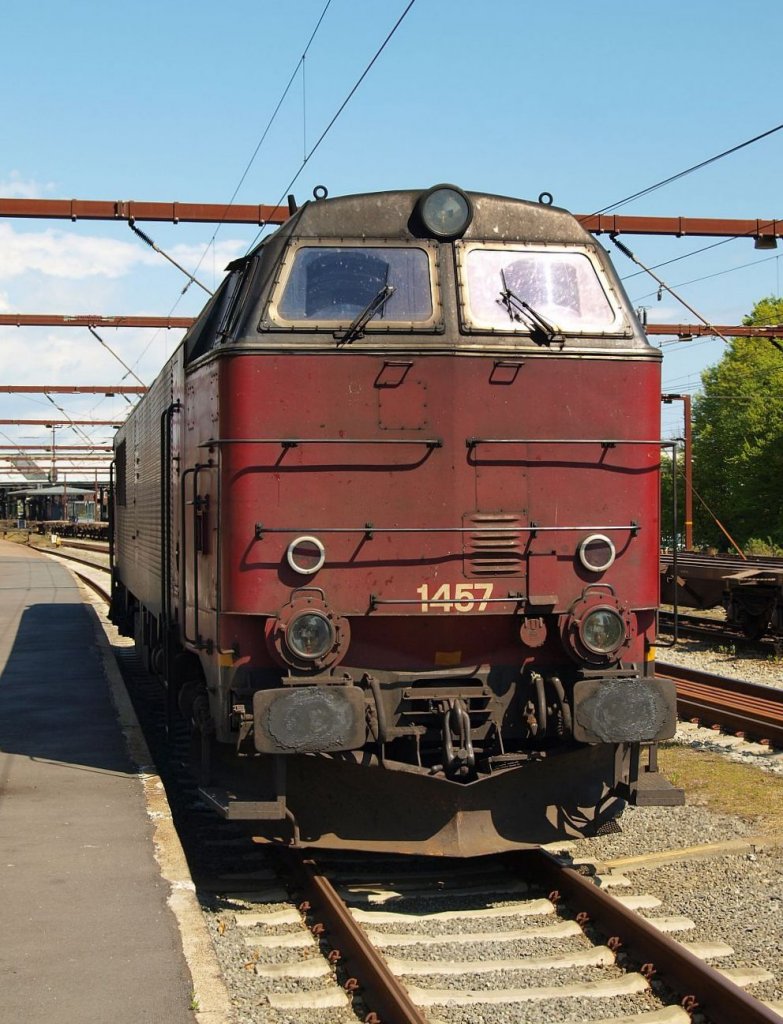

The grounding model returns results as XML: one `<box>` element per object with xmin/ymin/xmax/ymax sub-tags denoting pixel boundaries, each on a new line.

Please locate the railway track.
<box><xmin>51</xmin><ymin>537</ymin><xmax>110</xmax><ymax>554</ymax></box>
<box><xmin>205</xmin><ymin>845</ymin><xmax>781</xmax><ymax>1024</ymax></box>
<box><xmin>657</xmin><ymin>661</ymin><xmax>783</xmax><ymax>749</ymax></box>
<box><xmin>31</xmin><ymin>540</ymin><xmax>110</xmax><ymax>572</ymax></box>
<box><xmin>658</xmin><ymin>610</ymin><xmax>781</xmax><ymax>650</ymax></box>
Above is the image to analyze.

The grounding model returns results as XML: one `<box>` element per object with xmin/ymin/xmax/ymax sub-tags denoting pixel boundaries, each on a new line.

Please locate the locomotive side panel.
<box><xmin>113</xmin><ymin>365</ymin><xmax>173</xmax><ymax>618</ymax></box>
<box><xmin>180</xmin><ymin>362</ymin><xmax>220</xmax><ymax>648</ymax></box>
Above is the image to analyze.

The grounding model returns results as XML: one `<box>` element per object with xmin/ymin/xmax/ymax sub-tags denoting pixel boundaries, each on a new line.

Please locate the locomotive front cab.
<box><xmin>165</xmin><ymin>185</ymin><xmax>677</xmax><ymax>854</ymax></box>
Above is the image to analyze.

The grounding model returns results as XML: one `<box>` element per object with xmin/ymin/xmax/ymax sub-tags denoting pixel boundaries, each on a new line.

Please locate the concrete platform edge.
<box><xmin>80</xmin><ymin>581</ymin><xmax>234</xmax><ymax>1024</ymax></box>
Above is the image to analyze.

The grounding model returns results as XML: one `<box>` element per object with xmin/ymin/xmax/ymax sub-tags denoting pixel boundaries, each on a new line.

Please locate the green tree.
<box><xmin>691</xmin><ymin>296</ymin><xmax>783</xmax><ymax>550</ymax></box>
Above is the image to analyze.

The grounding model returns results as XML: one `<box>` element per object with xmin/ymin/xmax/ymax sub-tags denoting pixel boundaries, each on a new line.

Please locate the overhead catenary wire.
<box><xmin>188</xmin><ymin>0</ymin><xmax>333</xmax><ymax>284</ymax></box>
<box><xmin>611</xmin><ymin>236</ymin><xmax>731</xmax><ymax>345</ymax></box>
<box><xmin>244</xmin><ymin>0</ymin><xmax>419</xmax><ymax>256</ymax></box>
<box><xmin>631</xmin><ymin>252</ymin><xmax>781</xmax><ymax>304</ymax></box>
<box><xmin>87</xmin><ymin>326</ymin><xmax>147</xmax><ymax>389</ymax></box>
<box><xmin>127</xmin><ymin>220</ymin><xmax>213</xmax><ymax>297</ymax></box>
<box><xmin>124</xmin><ymin>1</ymin><xmax>335</xmax><ymax>384</ymax></box>
<box><xmin>584</xmin><ymin>121</ymin><xmax>783</xmax><ymax>219</ymax></box>
<box><xmin>43</xmin><ymin>394</ymin><xmax>97</xmax><ymax>447</ymax></box>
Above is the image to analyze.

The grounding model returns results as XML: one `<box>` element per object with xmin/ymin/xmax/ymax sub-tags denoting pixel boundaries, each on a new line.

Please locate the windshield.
<box><xmin>462</xmin><ymin>247</ymin><xmax>618</xmax><ymax>333</ymax></box>
<box><xmin>275</xmin><ymin>245</ymin><xmax>433</xmax><ymax>324</ymax></box>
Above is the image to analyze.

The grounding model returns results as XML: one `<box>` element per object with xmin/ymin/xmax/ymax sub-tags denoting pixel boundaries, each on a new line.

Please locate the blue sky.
<box><xmin>1</xmin><ymin>0</ymin><xmax>782</xmax><ymax>480</ymax></box>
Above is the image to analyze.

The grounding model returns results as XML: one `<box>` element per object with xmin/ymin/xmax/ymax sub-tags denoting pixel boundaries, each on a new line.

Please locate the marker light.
<box><xmin>578</xmin><ymin>534</ymin><xmax>616</xmax><ymax>573</ymax></box>
<box><xmin>286</xmin><ymin>535</ymin><xmax>326</xmax><ymax>575</ymax></box>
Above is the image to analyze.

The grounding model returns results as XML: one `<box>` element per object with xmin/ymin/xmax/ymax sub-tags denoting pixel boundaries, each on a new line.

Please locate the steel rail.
<box><xmin>277</xmin><ymin>850</ymin><xmax>429</xmax><ymax>1024</ymax></box>
<box><xmin>658</xmin><ymin>661</ymin><xmax>783</xmax><ymax>746</ymax></box>
<box><xmin>520</xmin><ymin>848</ymin><xmax>783</xmax><ymax>1024</ymax></box>
<box><xmin>70</xmin><ymin>568</ymin><xmax>111</xmax><ymax>606</ymax></box>
<box><xmin>49</xmin><ymin>538</ymin><xmax>110</xmax><ymax>553</ymax></box>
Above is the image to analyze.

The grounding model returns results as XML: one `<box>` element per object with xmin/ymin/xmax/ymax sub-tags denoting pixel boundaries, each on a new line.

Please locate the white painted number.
<box><xmin>415</xmin><ymin>583</ymin><xmax>494</xmax><ymax>613</ymax></box>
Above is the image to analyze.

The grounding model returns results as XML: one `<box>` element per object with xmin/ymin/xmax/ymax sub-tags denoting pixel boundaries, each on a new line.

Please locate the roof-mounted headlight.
<box><xmin>413</xmin><ymin>184</ymin><xmax>473</xmax><ymax>240</ymax></box>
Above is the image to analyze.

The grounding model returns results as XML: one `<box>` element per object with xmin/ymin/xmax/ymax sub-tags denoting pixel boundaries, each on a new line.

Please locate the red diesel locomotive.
<box><xmin>111</xmin><ymin>185</ymin><xmax>676</xmax><ymax>856</ymax></box>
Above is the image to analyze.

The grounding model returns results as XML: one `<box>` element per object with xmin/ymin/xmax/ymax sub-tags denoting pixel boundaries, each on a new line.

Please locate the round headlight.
<box><xmin>580</xmin><ymin>607</ymin><xmax>625</xmax><ymax>655</ymax></box>
<box><xmin>286</xmin><ymin>611</ymin><xmax>335</xmax><ymax>661</ymax></box>
<box><xmin>416</xmin><ymin>185</ymin><xmax>473</xmax><ymax>239</ymax></box>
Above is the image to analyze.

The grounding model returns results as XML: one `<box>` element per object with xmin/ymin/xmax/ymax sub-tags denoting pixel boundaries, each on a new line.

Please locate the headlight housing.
<box><xmin>266</xmin><ymin>591</ymin><xmax>350</xmax><ymax>672</ymax></box>
<box><xmin>560</xmin><ymin>587</ymin><xmax>631</xmax><ymax>665</ymax></box>
<box><xmin>413</xmin><ymin>184</ymin><xmax>473</xmax><ymax>240</ymax></box>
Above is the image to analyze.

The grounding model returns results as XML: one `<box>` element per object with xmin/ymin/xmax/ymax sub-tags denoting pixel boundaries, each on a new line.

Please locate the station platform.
<box><xmin>0</xmin><ymin>539</ymin><xmax>206</xmax><ymax>1023</ymax></box>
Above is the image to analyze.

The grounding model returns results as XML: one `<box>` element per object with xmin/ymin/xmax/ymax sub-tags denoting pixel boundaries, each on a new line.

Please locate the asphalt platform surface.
<box><xmin>0</xmin><ymin>539</ymin><xmax>196</xmax><ymax>1023</ymax></box>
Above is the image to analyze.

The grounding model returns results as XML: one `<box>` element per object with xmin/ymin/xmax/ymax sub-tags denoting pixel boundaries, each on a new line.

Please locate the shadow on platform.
<box><xmin>0</xmin><ymin>601</ymin><xmax>135</xmax><ymax>777</ymax></box>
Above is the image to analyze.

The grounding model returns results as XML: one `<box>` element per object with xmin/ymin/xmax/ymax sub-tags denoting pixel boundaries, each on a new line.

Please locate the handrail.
<box><xmin>199</xmin><ymin>437</ymin><xmax>442</xmax><ymax>449</ymax></box>
<box><xmin>180</xmin><ymin>465</ymin><xmax>212</xmax><ymax>650</ymax></box>
<box><xmin>254</xmin><ymin>522</ymin><xmax>641</xmax><ymax>538</ymax></box>
<box><xmin>467</xmin><ymin>437</ymin><xmax>666</xmax><ymax>448</ymax></box>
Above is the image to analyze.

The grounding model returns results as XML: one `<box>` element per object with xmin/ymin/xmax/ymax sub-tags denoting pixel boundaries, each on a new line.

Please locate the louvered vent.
<box><xmin>463</xmin><ymin>511</ymin><xmax>525</xmax><ymax>578</ymax></box>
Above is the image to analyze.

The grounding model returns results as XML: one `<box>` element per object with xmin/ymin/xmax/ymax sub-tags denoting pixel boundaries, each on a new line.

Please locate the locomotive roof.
<box><xmin>269</xmin><ymin>188</ymin><xmax>595</xmax><ymax>246</ymax></box>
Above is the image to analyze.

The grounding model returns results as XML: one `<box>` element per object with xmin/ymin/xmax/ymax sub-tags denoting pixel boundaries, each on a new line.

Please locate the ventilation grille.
<box><xmin>463</xmin><ymin>511</ymin><xmax>525</xmax><ymax>578</ymax></box>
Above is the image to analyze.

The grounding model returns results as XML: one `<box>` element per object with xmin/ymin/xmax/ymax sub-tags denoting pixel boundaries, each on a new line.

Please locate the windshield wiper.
<box><xmin>497</xmin><ymin>271</ymin><xmax>560</xmax><ymax>345</ymax></box>
<box><xmin>334</xmin><ymin>284</ymin><xmax>396</xmax><ymax>345</ymax></box>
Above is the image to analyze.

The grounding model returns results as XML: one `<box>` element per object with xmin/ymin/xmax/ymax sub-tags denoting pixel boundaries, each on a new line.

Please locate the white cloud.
<box><xmin>0</xmin><ymin>223</ymin><xmax>158</xmax><ymax>280</ymax></box>
<box><xmin>0</xmin><ymin>171</ymin><xmax>56</xmax><ymax>199</ymax></box>
<box><xmin>0</xmin><ymin>223</ymin><xmax>153</xmax><ymax>280</ymax></box>
<box><xmin>0</xmin><ymin>223</ymin><xmax>244</xmax><ymax>285</ymax></box>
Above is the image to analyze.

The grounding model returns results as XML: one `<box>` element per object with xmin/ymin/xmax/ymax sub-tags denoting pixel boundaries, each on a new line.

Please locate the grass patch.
<box><xmin>658</xmin><ymin>743</ymin><xmax>783</xmax><ymax>835</ymax></box>
<box><xmin>2</xmin><ymin>530</ymin><xmax>34</xmax><ymax>545</ymax></box>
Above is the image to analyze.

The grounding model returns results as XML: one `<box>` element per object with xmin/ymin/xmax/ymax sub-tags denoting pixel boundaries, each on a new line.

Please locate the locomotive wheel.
<box><xmin>740</xmin><ymin>614</ymin><xmax>769</xmax><ymax>640</ymax></box>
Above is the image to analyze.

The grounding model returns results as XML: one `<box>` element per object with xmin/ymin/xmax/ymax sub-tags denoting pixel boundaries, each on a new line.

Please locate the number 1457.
<box><xmin>416</xmin><ymin>583</ymin><xmax>494</xmax><ymax>613</ymax></box>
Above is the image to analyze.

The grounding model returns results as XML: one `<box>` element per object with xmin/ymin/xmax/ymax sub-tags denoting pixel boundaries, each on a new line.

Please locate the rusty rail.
<box><xmin>519</xmin><ymin>849</ymin><xmax>783</xmax><ymax>1024</ymax></box>
<box><xmin>658</xmin><ymin>661</ymin><xmax>783</xmax><ymax>747</ymax></box>
<box><xmin>277</xmin><ymin>850</ymin><xmax>429</xmax><ymax>1024</ymax></box>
